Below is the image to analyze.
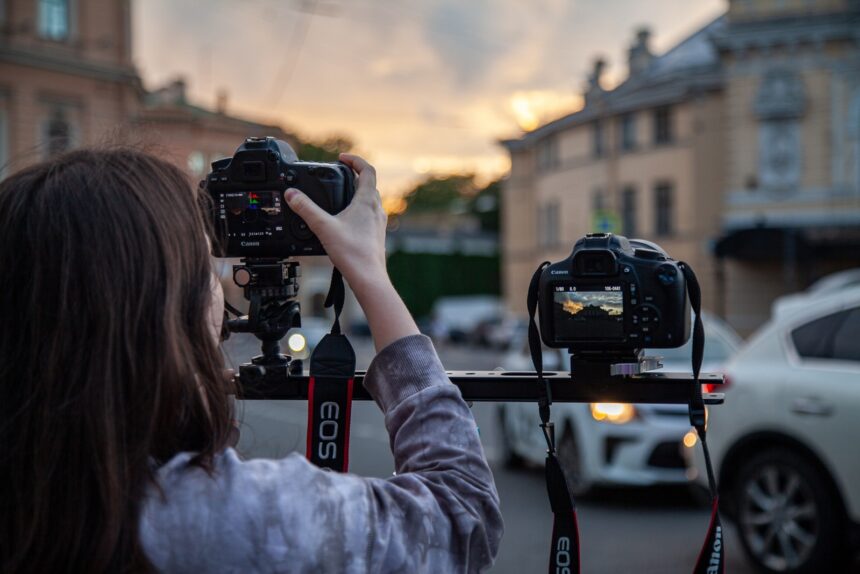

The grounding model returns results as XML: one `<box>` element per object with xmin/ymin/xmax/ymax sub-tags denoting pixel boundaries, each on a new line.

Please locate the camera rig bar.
<box><xmin>237</xmin><ymin>370</ymin><xmax>725</xmax><ymax>405</ymax></box>
<box><xmin>222</xmin><ymin>257</ymin><xmax>724</xmax><ymax>405</ymax></box>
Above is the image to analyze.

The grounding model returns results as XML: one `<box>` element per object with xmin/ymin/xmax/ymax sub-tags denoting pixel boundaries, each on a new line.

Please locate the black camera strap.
<box><xmin>527</xmin><ymin>262</ymin><xmax>581</xmax><ymax>574</ymax></box>
<box><xmin>526</xmin><ymin>261</ymin><xmax>723</xmax><ymax>574</ymax></box>
<box><xmin>678</xmin><ymin>262</ymin><xmax>724</xmax><ymax>574</ymax></box>
<box><xmin>306</xmin><ymin>268</ymin><xmax>356</xmax><ymax>472</ymax></box>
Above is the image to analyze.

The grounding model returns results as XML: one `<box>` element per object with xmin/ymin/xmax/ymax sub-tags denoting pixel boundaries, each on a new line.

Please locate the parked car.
<box><xmin>497</xmin><ymin>312</ymin><xmax>742</xmax><ymax>495</ymax></box>
<box><xmin>691</xmin><ymin>285</ymin><xmax>860</xmax><ymax>573</ymax></box>
<box><xmin>429</xmin><ymin>295</ymin><xmax>503</xmax><ymax>343</ymax></box>
<box><xmin>485</xmin><ymin>317</ymin><xmax>528</xmax><ymax>350</ymax></box>
<box><xmin>772</xmin><ymin>267</ymin><xmax>860</xmax><ymax>317</ymax></box>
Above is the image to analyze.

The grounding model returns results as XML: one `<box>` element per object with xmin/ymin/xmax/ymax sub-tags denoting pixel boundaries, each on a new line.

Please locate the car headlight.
<box><xmin>683</xmin><ymin>429</ymin><xmax>698</xmax><ymax>448</ymax></box>
<box><xmin>589</xmin><ymin>402</ymin><xmax>636</xmax><ymax>424</ymax></box>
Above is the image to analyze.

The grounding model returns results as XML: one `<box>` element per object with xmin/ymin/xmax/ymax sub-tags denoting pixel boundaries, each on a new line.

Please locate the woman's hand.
<box><xmin>284</xmin><ymin>154</ymin><xmax>387</xmax><ymax>298</ymax></box>
<box><xmin>284</xmin><ymin>154</ymin><xmax>418</xmax><ymax>350</ymax></box>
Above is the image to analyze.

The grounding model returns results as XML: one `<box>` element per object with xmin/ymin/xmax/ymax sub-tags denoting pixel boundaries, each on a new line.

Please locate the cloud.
<box><xmin>134</xmin><ymin>0</ymin><xmax>724</xmax><ymax>194</ymax></box>
<box><xmin>421</xmin><ymin>0</ymin><xmax>508</xmax><ymax>86</ymax></box>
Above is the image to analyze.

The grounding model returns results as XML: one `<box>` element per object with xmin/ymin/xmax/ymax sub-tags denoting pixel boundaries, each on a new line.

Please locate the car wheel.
<box><xmin>497</xmin><ymin>405</ymin><xmax>526</xmax><ymax>469</ymax></box>
<box><xmin>735</xmin><ymin>448</ymin><xmax>847</xmax><ymax>574</ymax></box>
<box><xmin>556</xmin><ymin>423</ymin><xmax>591</xmax><ymax>497</ymax></box>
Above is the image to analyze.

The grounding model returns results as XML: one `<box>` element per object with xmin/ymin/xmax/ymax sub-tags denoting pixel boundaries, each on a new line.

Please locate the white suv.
<box><xmin>692</xmin><ymin>285</ymin><xmax>860</xmax><ymax>573</ymax></box>
<box><xmin>498</xmin><ymin>313</ymin><xmax>741</xmax><ymax>494</ymax></box>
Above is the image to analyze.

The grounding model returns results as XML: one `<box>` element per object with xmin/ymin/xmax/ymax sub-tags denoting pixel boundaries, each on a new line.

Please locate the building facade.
<box><xmin>0</xmin><ymin>0</ymin><xmax>293</xmax><ymax>179</ymax></box>
<box><xmin>0</xmin><ymin>0</ymin><xmax>347</xmax><ymax>325</ymax></box>
<box><xmin>0</xmin><ymin>0</ymin><xmax>140</xmax><ymax>175</ymax></box>
<box><xmin>501</xmin><ymin>0</ymin><xmax>860</xmax><ymax>335</ymax></box>
<box><xmin>712</xmin><ymin>0</ymin><xmax>860</xmax><ymax>332</ymax></box>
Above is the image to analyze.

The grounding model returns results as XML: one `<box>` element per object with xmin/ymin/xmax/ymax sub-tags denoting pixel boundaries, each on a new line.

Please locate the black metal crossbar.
<box><xmin>238</xmin><ymin>370</ymin><xmax>725</xmax><ymax>405</ymax></box>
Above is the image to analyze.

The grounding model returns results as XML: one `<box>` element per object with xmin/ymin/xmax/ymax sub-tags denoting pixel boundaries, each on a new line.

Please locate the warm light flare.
<box><xmin>508</xmin><ymin>90</ymin><xmax>583</xmax><ymax>132</ymax></box>
<box><xmin>382</xmin><ymin>195</ymin><xmax>408</xmax><ymax>216</ymax></box>
<box><xmin>287</xmin><ymin>333</ymin><xmax>307</xmax><ymax>354</ymax></box>
<box><xmin>510</xmin><ymin>94</ymin><xmax>541</xmax><ymax>131</ymax></box>
<box><xmin>589</xmin><ymin>403</ymin><xmax>636</xmax><ymax>424</ymax></box>
<box><xmin>683</xmin><ymin>430</ymin><xmax>698</xmax><ymax>448</ymax></box>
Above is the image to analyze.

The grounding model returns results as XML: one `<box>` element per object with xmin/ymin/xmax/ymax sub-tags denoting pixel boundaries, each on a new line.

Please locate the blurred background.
<box><xmin>2</xmin><ymin>0</ymin><xmax>859</xmax><ymax>572</ymax></box>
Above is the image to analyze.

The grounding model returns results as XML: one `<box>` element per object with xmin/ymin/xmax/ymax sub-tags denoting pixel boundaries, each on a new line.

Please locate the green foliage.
<box><xmin>468</xmin><ymin>179</ymin><xmax>501</xmax><ymax>232</ymax></box>
<box><xmin>401</xmin><ymin>174</ymin><xmax>501</xmax><ymax>232</ymax></box>
<box><xmin>296</xmin><ymin>135</ymin><xmax>353</xmax><ymax>162</ymax></box>
<box><xmin>404</xmin><ymin>174</ymin><xmax>476</xmax><ymax>213</ymax></box>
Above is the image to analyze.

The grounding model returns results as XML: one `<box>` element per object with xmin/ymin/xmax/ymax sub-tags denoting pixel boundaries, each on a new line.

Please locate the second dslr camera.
<box><xmin>538</xmin><ymin>233</ymin><xmax>690</xmax><ymax>351</ymax></box>
<box><xmin>205</xmin><ymin>137</ymin><xmax>355</xmax><ymax>258</ymax></box>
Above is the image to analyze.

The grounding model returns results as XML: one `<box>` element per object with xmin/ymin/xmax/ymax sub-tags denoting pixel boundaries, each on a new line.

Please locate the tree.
<box><xmin>400</xmin><ymin>173</ymin><xmax>500</xmax><ymax>232</ymax></box>
<box><xmin>467</xmin><ymin>178</ymin><xmax>500</xmax><ymax>233</ymax></box>
<box><xmin>404</xmin><ymin>174</ymin><xmax>476</xmax><ymax>213</ymax></box>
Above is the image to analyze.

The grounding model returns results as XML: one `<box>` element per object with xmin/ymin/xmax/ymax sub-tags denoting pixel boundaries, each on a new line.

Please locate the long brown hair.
<box><xmin>0</xmin><ymin>148</ymin><xmax>235</xmax><ymax>572</ymax></box>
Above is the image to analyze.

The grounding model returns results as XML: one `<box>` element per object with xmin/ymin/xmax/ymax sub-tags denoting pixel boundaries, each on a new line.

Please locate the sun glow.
<box><xmin>508</xmin><ymin>90</ymin><xmax>583</xmax><ymax>132</ymax></box>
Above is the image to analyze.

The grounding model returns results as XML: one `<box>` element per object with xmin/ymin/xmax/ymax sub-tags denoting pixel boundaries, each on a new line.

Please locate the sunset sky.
<box><xmin>133</xmin><ymin>0</ymin><xmax>723</xmax><ymax>197</ymax></box>
<box><xmin>557</xmin><ymin>291</ymin><xmax>623</xmax><ymax>316</ymax></box>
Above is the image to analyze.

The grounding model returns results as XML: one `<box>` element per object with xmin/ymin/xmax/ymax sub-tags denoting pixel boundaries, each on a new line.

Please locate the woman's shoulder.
<box><xmin>140</xmin><ymin>449</ymin><xmax>372</xmax><ymax>571</ymax></box>
<box><xmin>148</xmin><ymin>448</ymin><xmax>368</xmax><ymax>507</ymax></box>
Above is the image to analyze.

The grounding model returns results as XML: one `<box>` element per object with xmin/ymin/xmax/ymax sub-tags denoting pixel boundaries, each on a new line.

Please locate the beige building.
<box><xmin>501</xmin><ymin>0</ymin><xmax>860</xmax><ymax>335</ymax></box>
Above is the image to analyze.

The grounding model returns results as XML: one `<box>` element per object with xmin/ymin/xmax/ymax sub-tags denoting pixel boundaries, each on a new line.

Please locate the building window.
<box><xmin>619</xmin><ymin>113</ymin><xmax>636</xmax><ymax>151</ymax></box>
<box><xmin>654</xmin><ymin>182</ymin><xmax>674</xmax><ymax>236</ymax></box>
<box><xmin>592</xmin><ymin>120</ymin><xmax>605</xmax><ymax>158</ymax></box>
<box><xmin>538</xmin><ymin>200</ymin><xmax>560</xmax><ymax>247</ymax></box>
<box><xmin>41</xmin><ymin>106</ymin><xmax>76</xmax><ymax>158</ymax></box>
<box><xmin>536</xmin><ymin>135</ymin><xmax>559</xmax><ymax>172</ymax></box>
<box><xmin>653</xmin><ymin>106</ymin><xmax>673</xmax><ymax>145</ymax></box>
<box><xmin>39</xmin><ymin>0</ymin><xmax>70</xmax><ymax>41</ymax></box>
<box><xmin>621</xmin><ymin>186</ymin><xmax>637</xmax><ymax>237</ymax></box>
<box><xmin>758</xmin><ymin>120</ymin><xmax>800</xmax><ymax>190</ymax></box>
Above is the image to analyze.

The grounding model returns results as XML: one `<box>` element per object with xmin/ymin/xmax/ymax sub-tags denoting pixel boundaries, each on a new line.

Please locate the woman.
<box><xmin>0</xmin><ymin>148</ymin><xmax>502</xmax><ymax>573</ymax></box>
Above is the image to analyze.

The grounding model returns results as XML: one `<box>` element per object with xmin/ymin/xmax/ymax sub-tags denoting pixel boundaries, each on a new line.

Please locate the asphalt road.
<box><xmin>224</xmin><ymin>333</ymin><xmax>756</xmax><ymax>573</ymax></box>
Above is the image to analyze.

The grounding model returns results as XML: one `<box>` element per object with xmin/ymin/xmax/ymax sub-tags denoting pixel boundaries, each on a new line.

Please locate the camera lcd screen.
<box><xmin>553</xmin><ymin>285</ymin><xmax>624</xmax><ymax>340</ymax></box>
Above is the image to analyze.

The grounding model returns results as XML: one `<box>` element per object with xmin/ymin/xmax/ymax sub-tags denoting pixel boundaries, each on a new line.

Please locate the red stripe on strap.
<box><xmin>342</xmin><ymin>378</ymin><xmax>354</xmax><ymax>472</ymax></box>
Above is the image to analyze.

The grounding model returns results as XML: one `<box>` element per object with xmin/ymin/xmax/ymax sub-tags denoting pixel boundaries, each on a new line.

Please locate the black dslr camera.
<box><xmin>538</xmin><ymin>233</ymin><xmax>690</xmax><ymax>353</ymax></box>
<box><xmin>205</xmin><ymin>137</ymin><xmax>355</xmax><ymax>257</ymax></box>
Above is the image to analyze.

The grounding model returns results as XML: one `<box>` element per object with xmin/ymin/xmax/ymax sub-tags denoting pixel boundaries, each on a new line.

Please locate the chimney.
<box><xmin>216</xmin><ymin>89</ymin><xmax>229</xmax><ymax>114</ymax></box>
<box><xmin>628</xmin><ymin>26</ymin><xmax>654</xmax><ymax>76</ymax></box>
<box><xmin>584</xmin><ymin>57</ymin><xmax>607</xmax><ymax>105</ymax></box>
<box><xmin>164</xmin><ymin>77</ymin><xmax>187</xmax><ymax>104</ymax></box>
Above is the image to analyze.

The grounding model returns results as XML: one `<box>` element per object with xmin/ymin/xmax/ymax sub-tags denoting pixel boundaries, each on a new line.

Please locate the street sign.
<box><xmin>591</xmin><ymin>210</ymin><xmax>620</xmax><ymax>234</ymax></box>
